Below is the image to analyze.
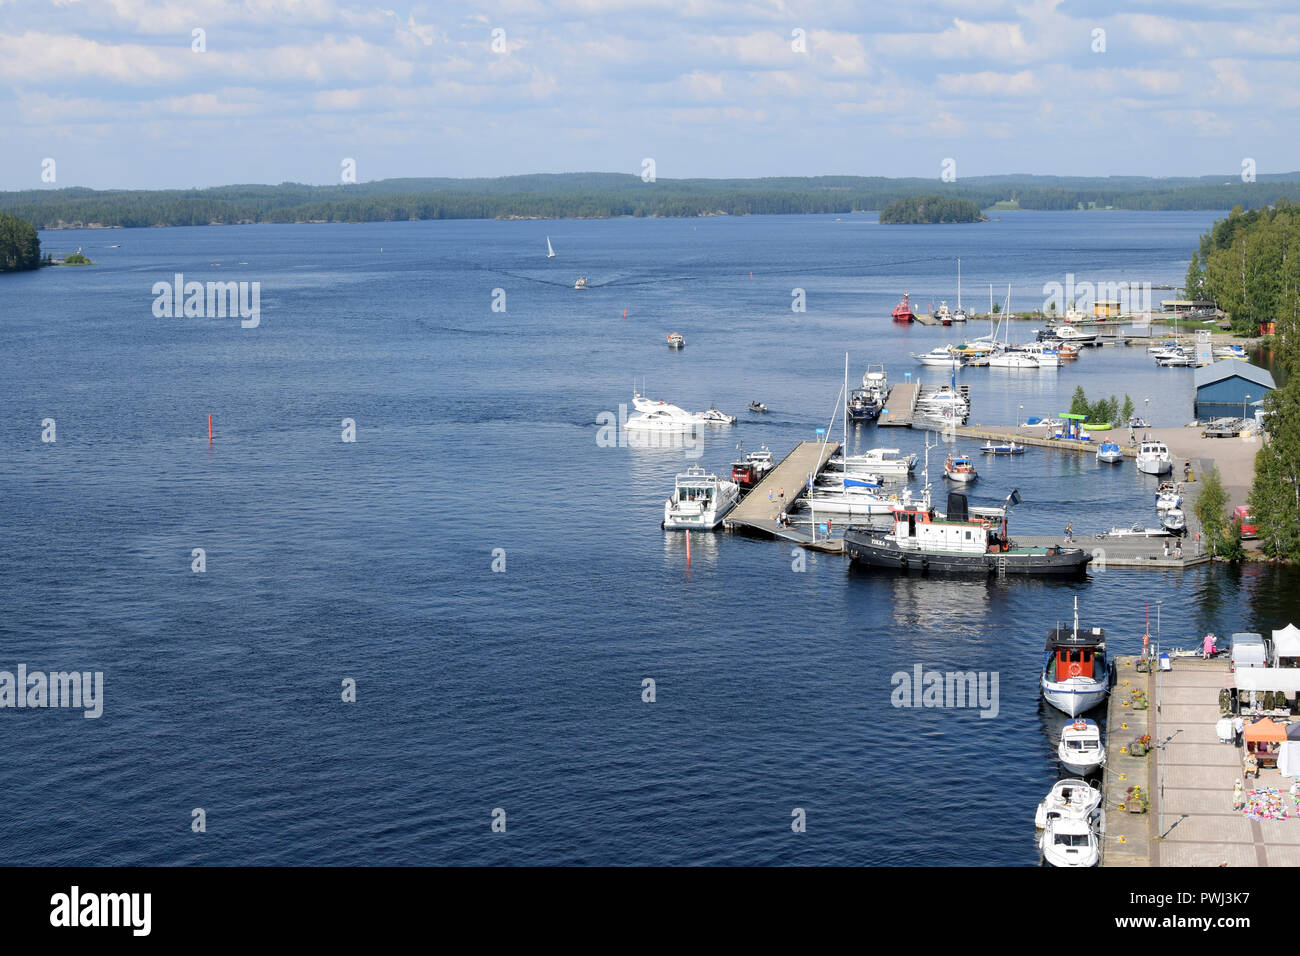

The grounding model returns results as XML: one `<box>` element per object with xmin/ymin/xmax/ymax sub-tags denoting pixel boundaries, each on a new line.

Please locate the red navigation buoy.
<box><xmin>208</xmin><ymin>414</ymin><xmax>212</xmax><ymax>443</ymax></box>
<box><xmin>686</xmin><ymin>529</ymin><xmax>691</xmax><ymax>566</ymax></box>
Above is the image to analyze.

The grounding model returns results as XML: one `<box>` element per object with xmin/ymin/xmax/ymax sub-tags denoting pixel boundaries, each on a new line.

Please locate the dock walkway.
<box><xmin>1101</xmin><ymin>656</ymin><xmax>1154</xmax><ymax>866</ymax></box>
<box><xmin>724</xmin><ymin>440</ymin><xmax>841</xmax><ymax>545</ymax></box>
<box><xmin>877</xmin><ymin>384</ymin><xmax>918</xmax><ymax>427</ymax></box>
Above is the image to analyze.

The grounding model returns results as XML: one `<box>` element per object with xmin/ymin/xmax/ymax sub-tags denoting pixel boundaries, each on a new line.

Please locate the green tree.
<box><xmin>1184</xmin><ymin>250</ymin><xmax>1207</xmax><ymax>301</ymax></box>
<box><xmin>1197</xmin><ymin>466</ymin><xmax>1231</xmax><ymax>558</ymax></box>
<box><xmin>1121</xmin><ymin>395</ymin><xmax>1135</xmax><ymax>424</ymax></box>
<box><xmin>0</xmin><ymin>212</ymin><xmax>41</xmax><ymax>271</ymax></box>
<box><xmin>1069</xmin><ymin>386</ymin><xmax>1090</xmax><ymax>418</ymax></box>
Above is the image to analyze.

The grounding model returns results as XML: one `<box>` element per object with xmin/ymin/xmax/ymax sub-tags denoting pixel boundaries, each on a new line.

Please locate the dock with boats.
<box><xmin>723</xmin><ymin>439</ymin><xmax>842</xmax><ymax>547</ymax></box>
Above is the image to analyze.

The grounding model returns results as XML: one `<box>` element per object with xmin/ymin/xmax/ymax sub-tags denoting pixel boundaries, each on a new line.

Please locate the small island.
<box><xmin>879</xmin><ymin>195</ymin><xmax>985</xmax><ymax>224</ymax></box>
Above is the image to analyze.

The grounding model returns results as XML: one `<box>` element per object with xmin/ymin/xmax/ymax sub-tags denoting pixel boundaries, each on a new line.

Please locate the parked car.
<box><xmin>1233</xmin><ymin>505</ymin><xmax>1258</xmax><ymax>540</ymax></box>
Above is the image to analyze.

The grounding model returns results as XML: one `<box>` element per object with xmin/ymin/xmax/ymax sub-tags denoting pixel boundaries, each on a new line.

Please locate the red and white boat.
<box><xmin>892</xmin><ymin>293</ymin><xmax>915</xmax><ymax>323</ymax></box>
<box><xmin>730</xmin><ymin>445</ymin><xmax>774</xmax><ymax>490</ymax></box>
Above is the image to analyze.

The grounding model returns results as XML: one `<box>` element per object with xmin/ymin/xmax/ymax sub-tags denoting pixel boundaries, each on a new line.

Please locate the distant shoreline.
<box><xmin>4</xmin><ymin>172</ymin><xmax>1296</xmax><ymax>231</ymax></box>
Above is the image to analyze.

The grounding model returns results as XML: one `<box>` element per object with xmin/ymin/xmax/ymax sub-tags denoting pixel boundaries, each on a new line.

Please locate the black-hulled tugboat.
<box><xmin>843</xmin><ymin>489</ymin><xmax>1091</xmax><ymax>576</ymax></box>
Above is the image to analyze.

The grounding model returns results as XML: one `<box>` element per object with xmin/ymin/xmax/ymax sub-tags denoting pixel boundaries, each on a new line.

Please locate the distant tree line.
<box><xmin>0</xmin><ymin>212</ymin><xmax>40</xmax><ymax>271</ymax></box>
<box><xmin>1068</xmin><ymin>387</ymin><xmax>1134</xmax><ymax>426</ymax></box>
<box><xmin>879</xmin><ymin>195</ymin><xmax>983</xmax><ymax>224</ymax></box>
<box><xmin>6</xmin><ymin>173</ymin><xmax>1300</xmax><ymax>230</ymax></box>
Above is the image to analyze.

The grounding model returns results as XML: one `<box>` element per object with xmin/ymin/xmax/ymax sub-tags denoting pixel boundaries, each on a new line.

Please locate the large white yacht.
<box><xmin>826</xmin><ymin>447</ymin><xmax>916</xmax><ymax>479</ymax></box>
<box><xmin>662</xmin><ymin>465</ymin><xmax>740</xmax><ymax>530</ymax></box>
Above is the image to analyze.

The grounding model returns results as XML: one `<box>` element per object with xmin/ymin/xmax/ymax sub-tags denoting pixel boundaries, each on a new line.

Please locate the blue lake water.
<box><xmin>2</xmin><ymin>210</ymin><xmax>1296</xmax><ymax>865</ymax></box>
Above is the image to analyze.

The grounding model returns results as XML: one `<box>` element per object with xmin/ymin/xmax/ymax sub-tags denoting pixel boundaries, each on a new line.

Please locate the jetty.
<box><xmin>877</xmin><ymin>383</ymin><xmax>918</xmax><ymax>426</ymax></box>
<box><xmin>724</xmin><ymin>439</ymin><xmax>842</xmax><ymax>551</ymax></box>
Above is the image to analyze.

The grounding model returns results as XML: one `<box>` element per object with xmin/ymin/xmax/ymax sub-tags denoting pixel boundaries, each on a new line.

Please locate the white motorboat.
<box><xmin>627</xmin><ymin>393</ymin><xmax>708</xmax><ymax>431</ymax></box>
<box><xmin>798</xmin><ymin>488</ymin><xmax>901</xmax><ymax>516</ymax></box>
<box><xmin>943</xmin><ymin>454</ymin><xmax>977</xmax><ymax>483</ymax></box>
<box><xmin>1058</xmin><ymin>719</ymin><xmax>1107</xmax><ymax>775</ymax></box>
<box><xmin>1015</xmin><ymin>342</ymin><xmax>1062</xmax><ymax>367</ymax></box>
<box><xmin>1136</xmin><ymin>440</ymin><xmax>1172</xmax><ymax>476</ymax></box>
<box><xmin>861</xmin><ymin>365</ymin><xmax>889</xmax><ymax>398</ymax></box>
<box><xmin>1156</xmin><ymin>348</ymin><xmax>1193</xmax><ymax>367</ymax></box>
<box><xmin>1034</xmin><ymin>778</ymin><xmax>1102</xmax><ymax>829</ymax></box>
<box><xmin>1041</xmin><ymin>598</ymin><xmax>1110</xmax><ymax>717</ymax></box>
<box><xmin>986</xmin><ymin>350</ymin><xmax>1040</xmax><ymax>369</ymax></box>
<box><xmin>1161</xmin><ymin>507</ymin><xmax>1186</xmax><ymax>534</ymax></box>
<box><xmin>574</xmin><ymin>276</ymin><xmax>589</xmax><ymax>290</ymax></box>
<box><xmin>981</xmin><ymin>440</ymin><xmax>1024</xmax><ymax>455</ymax></box>
<box><xmin>1039</xmin><ymin>814</ymin><xmax>1100</xmax><ymax>867</ymax></box>
<box><xmin>952</xmin><ymin>309</ymin><xmax>968</xmax><ymax>323</ymax></box>
<box><xmin>1048</xmin><ymin>324</ymin><xmax>1097</xmax><ymax>344</ymax></box>
<box><xmin>1095</xmin><ymin>524</ymin><xmax>1170</xmax><ymax>538</ymax></box>
<box><xmin>667</xmin><ymin>331</ymin><xmax>685</xmax><ymax>349</ymax></box>
<box><xmin>828</xmin><ymin>447</ymin><xmax>916</xmax><ymax>478</ymax></box>
<box><xmin>916</xmin><ymin>385</ymin><xmax>966</xmax><ymax>409</ymax></box>
<box><xmin>1147</xmin><ymin>341</ymin><xmax>1178</xmax><ymax>355</ymax></box>
<box><xmin>913</xmin><ymin>347</ymin><xmax>964</xmax><ymax>367</ymax></box>
<box><xmin>1155</xmin><ymin>482</ymin><xmax>1182</xmax><ymax>511</ymax></box>
<box><xmin>1096</xmin><ymin>442</ymin><xmax>1123</xmax><ymax>464</ymax></box>
<box><xmin>662</xmin><ymin>465</ymin><xmax>739</xmax><ymax>530</ymax></box>
<box><xmin>699</xmin><ymin>407</ymin><xmax>736</xmax><ymax>425</ymax></box>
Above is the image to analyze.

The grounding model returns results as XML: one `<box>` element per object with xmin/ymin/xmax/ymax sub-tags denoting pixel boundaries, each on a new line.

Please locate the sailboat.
<box><xmin>952</xmin><ymin>258</ymin><xmax>968</xmax><ymax>322</ymax></box>
<box><xmin>546</xmin><ymin>237</ymin><xmax>556</xmax><ymax>259</ymax></box>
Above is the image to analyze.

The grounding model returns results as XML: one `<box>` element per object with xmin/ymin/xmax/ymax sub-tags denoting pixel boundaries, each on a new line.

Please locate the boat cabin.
<box><xmin>890</xmin><ymin>492</ymin><xmax>1008</xmax><ymax>554</ymax></box>
<box><xmin>1140</xmin><ymin>441</ymin><xmax>1169</xmax><ymax>459</ymax></box>
<box><xmin>673</xmin><ymin>466</ymin><xmax>723</xmax><ymax>504</ymax></box>
<box><xmin>1045</xmin><ymin>625</ymin><xmax>1107</xmax><ymax>682</ymax></box>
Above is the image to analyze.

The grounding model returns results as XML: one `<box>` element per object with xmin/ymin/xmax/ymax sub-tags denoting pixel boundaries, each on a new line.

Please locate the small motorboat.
<box><xmin>912</xmin><ymin>347</ymin><xmax>964</xmax><ymax>367</ymax></box>
<box><xmin>699</xmin><ymin>407</ymin><xmax>735</xmax><ymax>425</ymax></box>
<box><xmin>1034</xmin><ymin>778</ymin><xmax>1102</xmax><ymax>829</ymax></box>
<box><xmin>846</xmin><ymin>388</ymin><xmax>882</xmax><ymax>422</ymax></box>
<box><xmin>1155</xmin><ymin>481</ymin><xmax>1182</xmax><ymax>511</ymax></box>
<box><xmin>1096</xmin><ymin>442</ymin><xmax>1123</xmax><ymax>464</ymax></box>
<box><xmin>943</xmin><ymin>454</ymin><xmax>978</xmax><ymax>483</ymax></box>
<box><xmin>748</xmin><ymin>401</ymin><xmax>769</xmax><ymax>414</ymax></box>
<box><xmin>1128</xmin><ymin>417</ymin><xmax>1150</xmax><ymax>429</ymax></box>
<box><xmin>981</xmin><ymin>441</ymin><xmax>1024</xmax><ymax>455</ymax></box>
<box><xmin>1058</xmin><ymin>719</ymin><xmax>1107</xmax><ymax>775</ymax></box>
<box><xmin>1095</xmin><ymin>524</ymin><xmax>1170</xmax><ymax>539</ymax></box>
<box><xmin>573</xmin><ymin>276</ymin><xmax>589</xmax><ymax>290</ymax></box>
<box><xmin>666</xmin><ymin>331</ymin><xmax>685</xmax><ymax>349</ymax></box>
<box><xmin>1039</xmin><ymin>814</ymin><xmax>1100</xmax><ymax>868</ymax></box>
<box><xmin>1161</xmin><ymin>507</ymin><xmax>1187</xmax><ymax>534</ymax></box>
<box><xmin>1136</xmin><ymin>440</ymin><xmax>1173</xmax><ymax>476</ymax></box>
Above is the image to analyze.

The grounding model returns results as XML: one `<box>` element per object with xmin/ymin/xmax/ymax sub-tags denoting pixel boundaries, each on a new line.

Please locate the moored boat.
<box><xmin>913</xmin><ymin>347</ymin><xmax>964</xmax><ymax>367</ymax></box>
<box><xmin>1136</xmin><ymin>440</ymin><xmax>1173</xmax><ymax>476</ymax></box>
<box><xmin>731</xmin><ymin>445</ymin><xmax>774</xmax><ymax>489</ymax></box>
<box><xmin>1034</xmin><ymin>778</ymin><xmax>1102</xmax><ymax>830</ymax></box>
<box><xmin>1039</xmin><ymin>814</ymin><xmax>1100</xmax><ymax>867</ymax></box>
<box><xmin>1096</xmin><ymin>441</ymin><xmax>1123</xmax><ymax>463</ymax></box>
<box><xmin>1041</xmin><ymin>598</ymin><xmax>1110</xmax><ymax>716</ymax></box>
<box><xmin>981</xmin><ymin>441</ymin><xmax>1024</xmax><ymax>455</ymax></box>
<box><xmin>842</xmin><ymin>489</ymin><xmax>1092</xmax><ymax>576</ymax></box>
<box><xmin>892</xmin><ymin>293</ymin><xmax>915</xmax><ymax>323</ymax></box>
<box><xmin>662</xmin><ymin>465</ymin><xmax>740</xmax><ymax>530</ymax></box>
<box><xmin>1058</xmin><ymin>719</ymin><xmax>1107</xmax><ymax>775</ymax></box>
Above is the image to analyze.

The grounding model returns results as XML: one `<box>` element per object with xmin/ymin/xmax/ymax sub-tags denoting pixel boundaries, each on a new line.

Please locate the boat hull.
<box><xmin>1137</xmin><ymin>459</ymin><xmax>1173</xmax><ymax>476</ymax></box>
<box><xmin>844</xmin><ymin>533</ymin><xmax>1092</xmax><ymax>577</ymax></box>
<box><xmin>1041</xmin><ymin>678</ymin><xmax>1109</xmax><ymax>716</ymax></box>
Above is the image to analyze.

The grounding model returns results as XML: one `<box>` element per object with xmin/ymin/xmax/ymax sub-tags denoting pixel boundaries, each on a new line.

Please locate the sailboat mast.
<box><xmin>957</xmin><ymin>258</ymin><xmax>961</xmax><ymax>311</ymax></box>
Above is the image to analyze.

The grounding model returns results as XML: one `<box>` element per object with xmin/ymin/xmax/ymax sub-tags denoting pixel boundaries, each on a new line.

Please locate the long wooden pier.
<box><xmin>1100</xmin><ymin>656</ymin><xmax>1154</xmax><ymax>866</ymax></box>
<box><xmin>724</xmin><ymin>440</ymin><xmax>841</xmax><ymax>547</ymax></box>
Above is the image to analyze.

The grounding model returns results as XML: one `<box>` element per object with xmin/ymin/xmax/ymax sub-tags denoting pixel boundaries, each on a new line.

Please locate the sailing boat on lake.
<box><xmin>546</xmin><ymin>237</ymin><xmax>556</xmax><ymax>258</ymax></box>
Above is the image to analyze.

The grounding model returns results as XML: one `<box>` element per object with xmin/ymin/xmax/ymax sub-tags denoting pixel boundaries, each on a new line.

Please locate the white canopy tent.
<box><xmin>1233</xmin><ymin>669</ymin><xmax>1300</xmax><ymax>693</ymax></box>
<box><xmin>1274</xmin><ymin>624</ymin><xmax>1300</xmax><ymax>668</ymax></box>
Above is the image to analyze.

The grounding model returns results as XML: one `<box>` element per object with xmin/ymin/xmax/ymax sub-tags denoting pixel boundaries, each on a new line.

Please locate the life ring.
<box><xmin>1072</xmin><ymin>721</ymin><xmax>1086</xmax><ymax>731</ymax></box>
<box><xmin>1068</xmin><ymin>663</ymin><xmax>1082</xmax><ymax>677</ymax></box>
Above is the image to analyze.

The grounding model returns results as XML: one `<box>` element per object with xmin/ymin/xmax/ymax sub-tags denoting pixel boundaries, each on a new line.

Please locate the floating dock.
<box><xmin>876</xmin><ymin>383</ymin><xmax>918</xmax><ymax>426</ymax></box>
<box><xmin>1015</xmin><ymin>535</ymin><xmax>1208</xmax><ymax>569</ymax></box>
<box><xmin>724</xmin><ymin>439</ymin><xmax>842</xmax><ymax>550</ymax></box>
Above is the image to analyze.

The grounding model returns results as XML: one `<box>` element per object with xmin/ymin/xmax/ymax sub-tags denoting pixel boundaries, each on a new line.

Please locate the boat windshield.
<box><xmin>1055</xmin><ymin>833</ymin><xmax>1091</xmax><ymax>847</ymax></box>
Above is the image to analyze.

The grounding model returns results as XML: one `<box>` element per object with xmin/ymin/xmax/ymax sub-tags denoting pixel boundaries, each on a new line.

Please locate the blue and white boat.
<box><xmin>1041</xmin><ymin>598</ymin><xmax>1110</xmax><ymax>716</ymax></box>
<box><xmin>1095</xmin><ymin>441</ymin><xmax>1123</xmax><ymax>464</ymax></box>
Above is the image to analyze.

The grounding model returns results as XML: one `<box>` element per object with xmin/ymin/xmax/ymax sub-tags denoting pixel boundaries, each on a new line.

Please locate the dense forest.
<box><xmin>1186</xmin><ymin>199</ymin><xmax>1300</xmax><ymax>336</ymax></box>
<box><xmin>879</xmin><ymin>195</ymin><xmax>983</xmax><ymax>224</ymax></box>
<box><xmin>0</xmin><ymin>212</ymin><xmax>41</xmax><ymax>271</ymax></box>
<box><xmin>5</xmin><ymin>172</ymin><xmax>1300</xmax><ymax>230</ymax></box>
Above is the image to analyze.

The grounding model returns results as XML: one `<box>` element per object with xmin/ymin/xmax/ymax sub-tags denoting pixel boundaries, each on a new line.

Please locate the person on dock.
<box><xmin>1064</xmin><ymin>521</ymin><xmax>1074</xmax><ymax>543</ymax></box>
<box><xmin>1129</xmin><ymin>424</ymin><xmax>1136</xmax><ymax>443</ymax></box>
<box><xmin>1184</xmin><ymin>460</ymin><xmax>1192</xmax><ymax>482</ymax></box>
<box><xmin>1234</xmin><ymin>714</ymin><xmax>1244</xmax><ymax>746</ymax></box>
<box><xmin>1163</xmin><ymin>540</ymin><xmax>1170</xmax><ymax>557</ymax></box>
<box><xmin>1233</xmin><ymin>779</ymin><xmax>1244</xmax><ymax>811</ymax></box>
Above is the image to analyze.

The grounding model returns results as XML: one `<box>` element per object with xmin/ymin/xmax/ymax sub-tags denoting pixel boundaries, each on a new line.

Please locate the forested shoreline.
<box><xmin>879</xmin><ymin>195</ymin><xmax>983</xmax><ymax>224</ymax></box>
<box><xmin>5</xmin><ymin>172</ymin><xmax>1300</xmax><ymax>230</ymax></box>
<box><xmin>0</xmin><ymin>212</ymin><xmax>40</xmax><ymax>271</ymax></box>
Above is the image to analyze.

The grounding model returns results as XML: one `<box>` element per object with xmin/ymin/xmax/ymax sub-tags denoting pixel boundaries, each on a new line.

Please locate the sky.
<box><xmin>0</xmin><ymin>0</ymin><xmax>1297</xmax><ymax>190</ymax></box>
